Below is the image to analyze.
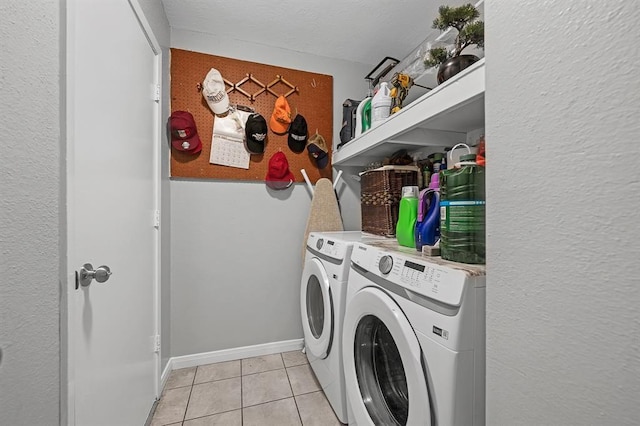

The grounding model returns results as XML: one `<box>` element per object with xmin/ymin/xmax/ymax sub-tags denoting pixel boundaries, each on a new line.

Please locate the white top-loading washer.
<box><xmin>342</xmin><ymin>241</ymin><xmax>486</xmax><ymax>426</ymax></box>
<box><xmin>301</xmin><ymin>231</ymin><xmax>383</xmax><ymax>424</ymax></box>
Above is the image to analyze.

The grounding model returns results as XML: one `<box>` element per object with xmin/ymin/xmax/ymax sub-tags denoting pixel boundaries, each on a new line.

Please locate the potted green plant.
<box><xmin>423</xmin><ymin>3</ymin><xmax>484</xmax><ymax>84</ymax></box>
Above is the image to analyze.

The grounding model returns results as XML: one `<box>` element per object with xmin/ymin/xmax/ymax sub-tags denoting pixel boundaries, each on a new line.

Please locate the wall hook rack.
<box><xmin>199</xmin><ymin>73</ymin><xmax>300</xmax><ymax>102</ymax></box>
<box><xmin>266</xmin><ymin>74</ymin><xmax>299</xmax><ymax>99</ymax></box>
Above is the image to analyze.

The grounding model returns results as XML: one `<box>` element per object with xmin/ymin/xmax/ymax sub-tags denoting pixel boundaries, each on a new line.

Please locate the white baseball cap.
<box><xmin>202</xmin><ymin>68</ymin><xmax>230</xmax><ymax>115</ymax></box>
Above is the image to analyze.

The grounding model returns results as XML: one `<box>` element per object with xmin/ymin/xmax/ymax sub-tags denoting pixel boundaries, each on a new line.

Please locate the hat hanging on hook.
<box><xmin>265</xmin><ymin>151</ymin><xmax>294</xmax><ymax>190</ymax></box>
<box><xmin>288</xmin><ymin>114</ymin><xmax>308</xmax><ymax>153</ymax></box>
<box><xmin>307</xmin><ymin>133</ymin><xmax>328</xmax><ymax>169</ymax></box>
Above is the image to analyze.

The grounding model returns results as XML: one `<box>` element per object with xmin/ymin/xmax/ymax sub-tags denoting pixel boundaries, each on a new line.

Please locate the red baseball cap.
<box><xmin>170</xmin><ymin>111</ymin><xmax>202</xmax><ymax>154</ymax></box>
<box><xmin>265</xmin><ymin>151</ymin><xmax>294</xmax><ymax>190</ymax></box>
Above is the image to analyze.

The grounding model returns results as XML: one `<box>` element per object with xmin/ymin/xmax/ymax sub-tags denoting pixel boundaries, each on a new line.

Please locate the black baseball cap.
<box><xmin>245</xmin><ymin>113</ymin><xmax>268</xmax><ymax>154</ymax></box>
<box><xmin>288</xmin><ymin>114</ymin><xmax>308</xmax><ymax>153</ymax></box>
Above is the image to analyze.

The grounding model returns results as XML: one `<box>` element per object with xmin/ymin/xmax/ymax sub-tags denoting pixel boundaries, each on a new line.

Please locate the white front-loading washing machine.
<box><xmin>301</xmin><ymin>231</ymin><xmax>382</xmax><ymax>424</ymax></box>
<box><xmin>342</xmin><ymin>241</ymin><xmax>486</xmax><ymax>426</ymax></box>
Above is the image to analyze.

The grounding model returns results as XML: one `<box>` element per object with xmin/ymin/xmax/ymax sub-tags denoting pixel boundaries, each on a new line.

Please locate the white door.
<box><xmin>67</xmin><ymin>0</ymin><xmax>160</xmax><ymax>425</ymax></box>
<box><xmin>342</xmin><ymin>287</ymin><xmax>433</xmax><ymax>426</ymax></box>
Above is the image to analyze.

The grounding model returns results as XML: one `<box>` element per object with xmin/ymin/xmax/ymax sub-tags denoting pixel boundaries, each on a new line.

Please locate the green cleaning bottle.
<box><xmin>396</xmin><ymin>186</ymin><xmax>419</xmax><ymax>248</ymax></box>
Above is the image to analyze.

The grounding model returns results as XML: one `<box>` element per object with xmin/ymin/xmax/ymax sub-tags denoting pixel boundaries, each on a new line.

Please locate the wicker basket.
<box><xmin>360</xmin><ymin>166</ymin><xmax>419</xmax><ymax>236</ymax></box>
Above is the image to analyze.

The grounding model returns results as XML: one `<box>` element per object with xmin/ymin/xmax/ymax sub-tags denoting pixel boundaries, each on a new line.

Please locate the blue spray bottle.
<box><xmin>415</xmin><ymin>174</ymin><xmax>440</xmax><ymax>251</ymax></box>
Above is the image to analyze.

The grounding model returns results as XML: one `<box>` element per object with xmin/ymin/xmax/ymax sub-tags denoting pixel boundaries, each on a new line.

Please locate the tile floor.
<box><xmin>150</xmin><ymin>350</ymin><xmax>343</xmax><ymax>426</ymax></box>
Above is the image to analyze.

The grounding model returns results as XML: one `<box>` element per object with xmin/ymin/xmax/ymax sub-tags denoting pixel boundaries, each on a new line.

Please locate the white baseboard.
<box><xmin>160</xmin><ymin>358</ymin><xmax>174</xmax><ymax>392</ymax></box>
<box><xmin>165</xmin><ymin>338</ymin><xmax>304</xmax><ymax>373</ymax></box>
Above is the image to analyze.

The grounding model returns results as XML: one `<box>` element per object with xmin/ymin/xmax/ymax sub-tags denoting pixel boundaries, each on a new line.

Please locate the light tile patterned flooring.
<box><xmin>150</xmin><ymin>350</ymin><xmax>343</xmax><ymax>425</ymax></box>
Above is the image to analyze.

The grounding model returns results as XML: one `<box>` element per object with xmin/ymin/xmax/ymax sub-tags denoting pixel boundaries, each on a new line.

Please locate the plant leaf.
<box><xmin>432</xmin><ymin>3</ymin><xmax>480</xmax><ymax>32</ymax></box>
<box><xmin>459</xmin><ymin>20</ymin><xmax>484</xmax><ymax>50</ymax></box>
<box><xmin>424</xmin><ymin>47</ymin><xmax>450</xmax><ymax>68</ymax></box>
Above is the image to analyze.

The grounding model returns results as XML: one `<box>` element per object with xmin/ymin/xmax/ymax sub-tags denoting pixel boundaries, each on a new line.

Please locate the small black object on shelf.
<box><xmin>365</xmin><ymin>56</ymin><xmax>400</xmax><ymax>88</ymax></box>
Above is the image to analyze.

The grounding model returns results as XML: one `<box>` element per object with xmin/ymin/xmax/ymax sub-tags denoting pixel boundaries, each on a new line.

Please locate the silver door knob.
<box><xmin>79</xmin><ymin>263</ymin><xmax>112</xmax><ymax>287</ymax></box>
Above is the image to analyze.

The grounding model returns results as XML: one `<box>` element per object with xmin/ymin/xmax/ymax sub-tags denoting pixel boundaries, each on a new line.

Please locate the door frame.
<box><xmin>64</xmin><ymin>0</ymin><xmax>163</xmax><ymax>423</ymax></box>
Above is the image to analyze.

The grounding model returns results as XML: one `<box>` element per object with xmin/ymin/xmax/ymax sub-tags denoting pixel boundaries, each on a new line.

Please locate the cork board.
<box><xmin>170</xmin><ymin>48</ymin><xmax>333</xmax><ymax>183</ymax></box>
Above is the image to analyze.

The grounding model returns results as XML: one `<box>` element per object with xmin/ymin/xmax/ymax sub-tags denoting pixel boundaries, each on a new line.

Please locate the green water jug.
<box><xmin>396</xmin><ymin>186</ymin><xmax>419</xmax><ymax>248</ymax></box>
<box><xmin>439</xmin><ymin>152</ymin><xmax>485</xmax><ymax>264</ymax></box>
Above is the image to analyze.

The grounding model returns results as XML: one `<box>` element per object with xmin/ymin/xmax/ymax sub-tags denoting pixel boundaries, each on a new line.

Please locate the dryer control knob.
<box><xmin>379</xmin><ymin>255</ymin><xmax>393</xmax><ymax>274</ymax></box>
<box><xmin>316</xmin><ymin>238</ymin><xmax>324</xmax><ymax>250</ymax></box>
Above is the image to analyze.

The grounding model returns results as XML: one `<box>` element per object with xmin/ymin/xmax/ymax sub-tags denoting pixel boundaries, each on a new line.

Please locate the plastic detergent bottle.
<box><xmin>439</xmin><ymin>144</ymin><xmax>486</xmax><ymax>264</ymax></box>
<box><xmin>415</xmin><ymin>174</ymin><xmax>440</xmax><ymax>251</ymax></box>
<box><xmin>422</xmin><ymin>165</ymin><xmax>431</xmax><ymax>190</ymax></box>
<box><xmin>361</xmin><ymin>98</ymin><xmax>372</xmax><ymax>133</ymax></box>
<box><xmin>431</xmin><ymin>153</ymin><xmax>444</xmax><ymax>174</ymax></box>
<box><xmin>396</xmin><ymin>186</ymin><xmax>419</xmax><ymax>248</ymax></box>
<box><xmin>354</xmin><ymin>95</ymin><xmax>371</xmax><ymax>137</ymax></box>
<box><xmin>371</xmin><ymin>82</ymin><xmax>392</xmax><ymax>128</ymax></box>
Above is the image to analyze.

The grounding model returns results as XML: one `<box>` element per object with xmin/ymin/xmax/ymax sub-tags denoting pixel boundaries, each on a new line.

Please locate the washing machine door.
<box><xmin>301</xmin><ymin>257</ymin><xmax>334</xmax><ymax>359</ymax></box>
<box><xmin>343</xmin><ymin>287</ymin><xmax>432</xmax><ymax>426</ymax></box>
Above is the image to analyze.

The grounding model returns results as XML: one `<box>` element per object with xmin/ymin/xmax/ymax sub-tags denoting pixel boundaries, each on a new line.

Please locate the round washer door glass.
<box><xmin>300</xmin><ymin>257</ymin><xmax>333</xmax><ymax>359</ymax></box>
<box><xmin>307</xmin><ymin>274</ymin><xmax>325</xmax><ymax>338</ymax></box>
<box><xmin>355</xmin><ymin>315</ymin><xmax>408</xmax><ymax>425</ymax></box>
<box><xmin>343</xmin><ymin>286</ymin><xmax>432</xmax><ymax>426</ymax></box>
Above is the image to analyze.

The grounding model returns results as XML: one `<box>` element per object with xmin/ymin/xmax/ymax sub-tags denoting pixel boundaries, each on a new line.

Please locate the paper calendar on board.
<box><xmin>209</xmin><ymin>110</ymin><xmax>251</xmax><ymax>169</ymax></box>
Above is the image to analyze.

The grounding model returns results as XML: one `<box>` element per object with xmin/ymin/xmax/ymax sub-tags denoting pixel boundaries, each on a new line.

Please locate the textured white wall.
<box><xmin>169</xmin><ymin>29</ymin><xmax>369</xmax><ymax>355</ymax></box>
<box><xmin>0</xmin><ymin>1</ymin><xmax>171</xmax><ymax>422</ymax></box>
<box><xmin>0</xmin><ymin>1</ymin><xmax>62</xmax><ymax>424</ymax></box>
<box><xmin>485</xmin><ymin>2</ymin><xmax>640</xmax><ymax>424</ymax></box>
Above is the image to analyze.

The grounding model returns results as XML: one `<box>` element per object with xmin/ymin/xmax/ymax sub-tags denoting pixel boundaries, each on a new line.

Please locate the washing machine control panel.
<box><xmin>307</xmin><ymin>234</ymin><xmax>349</xmax><ymax>261</ymax></box>
<box><xmin>372</xmin><ymin>251</ymin><xmax>466</xmax><ymax>307</ymax></box>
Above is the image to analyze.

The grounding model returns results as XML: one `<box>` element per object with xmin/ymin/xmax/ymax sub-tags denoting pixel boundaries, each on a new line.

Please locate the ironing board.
<box><xmin>302</xmin><ymin>177</ymin><xmax>344</xmax><ymax>260</ymax></box>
